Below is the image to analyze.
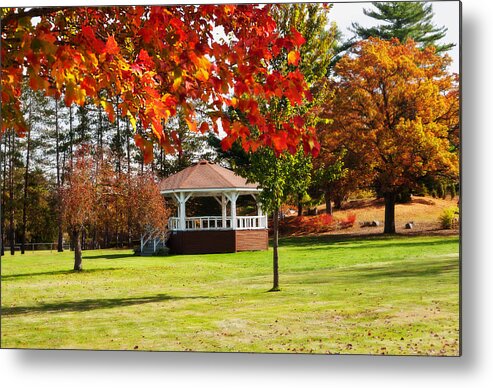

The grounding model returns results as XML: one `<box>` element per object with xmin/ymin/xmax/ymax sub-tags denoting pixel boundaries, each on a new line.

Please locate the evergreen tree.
<box><xmin>351</xmin><ymin>2</ymin><xmax>454</xmax><ymax>53</ymax></box>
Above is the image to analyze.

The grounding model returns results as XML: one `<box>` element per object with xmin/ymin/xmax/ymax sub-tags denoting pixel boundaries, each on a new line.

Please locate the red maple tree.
<box><xmin>1</xmin><ymin>5</ymin><xmax>318</xmax><ymax>159</ymax></box>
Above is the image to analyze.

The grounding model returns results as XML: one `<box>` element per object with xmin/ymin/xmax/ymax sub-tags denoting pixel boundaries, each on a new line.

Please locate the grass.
<box><xmin>1</xmin><ymin>234</ymin><xmax>460</xmax><ymax>355</ymax></box>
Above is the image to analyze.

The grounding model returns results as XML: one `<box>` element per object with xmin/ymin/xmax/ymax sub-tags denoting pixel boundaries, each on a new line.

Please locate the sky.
<box><xmin>329</xmin><ymin>1</ymin><xmax>461</xmax><ymax>73</ymax></box>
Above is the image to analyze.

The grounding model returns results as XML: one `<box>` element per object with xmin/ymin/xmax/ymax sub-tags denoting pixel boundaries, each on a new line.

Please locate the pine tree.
<box><xmin>350</xmin><ymin>2</ymin><xmax>454</xmax><ymax>53</ymax></box>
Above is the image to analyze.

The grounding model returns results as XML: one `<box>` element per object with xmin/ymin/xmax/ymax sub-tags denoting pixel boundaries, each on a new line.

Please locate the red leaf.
<box><xmin>272</xmin><ymin>131</ymin><xmax>288</xmax><ymax>152</ymax></box>
<box><xmin>221</xmin><ymin>135</ymin><xmax>235</xmax><ymax>151</ymax></box>
<box><xmin>294</xmin><ymin>116</ymin><xmax>304</xmax><ymax>128</ymax></box>
<box><xmin>199</xmin><ymin>122</ymin><xmax>209</xmax><ymax>133</ymax></box>
<box><xmin>134</xmin><ymin>134</ymin><xmax>154</xmax><ymax>164</ymax></box>
<box><xmin>137</xmin><ymin>49</ymin><xmax>154</xmax><ymax>68</ymax></box>
<box><xmin>81</xmin><ymin>77</ymin><xmax>97</xmax><ymax>96</ymax></box>
<box><xmin>134</xmin><ymin>133</ymin><xmax>145</xmax><ymax>148</ymax></box>
<box><xmin>290</xmin><ymin>28</ymin><xmax>306</xmax><ymax>46</ymax></box>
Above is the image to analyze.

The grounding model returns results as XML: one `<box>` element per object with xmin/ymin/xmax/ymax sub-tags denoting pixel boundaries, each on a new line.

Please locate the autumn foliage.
<box><xmin>288</xmin><ymin>213</ymin><xmax>356</xmax><ymax>234</ymax></box>
<box><xmin>323</xmin><ymin>38</ymin><xmax>459</xmax><ymax>233</ymax></box>
<box><xmin>60</xmin><ymin>146</ymin><xmax>168</xmax><ymax>269</ymax></box>
<box><xmin>1</xmin><ymin>5</ymin><xmax>318</xmax><ymax>159</ymax></box>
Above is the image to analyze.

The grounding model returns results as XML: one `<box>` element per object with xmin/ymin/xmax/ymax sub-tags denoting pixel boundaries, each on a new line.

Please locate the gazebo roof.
<box><xmin>158</xmin><ymin>160</ymin><xmax>259</xmax><ymax>193</ymax></box>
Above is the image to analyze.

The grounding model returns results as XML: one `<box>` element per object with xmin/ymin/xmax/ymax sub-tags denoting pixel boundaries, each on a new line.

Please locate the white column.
<box><xmin>230</xmin><ymin>192</ymin><xmax>238</xmax><ymax>230</ymax></box>
<box><xmin>221</xmin><ymin>194</ymin><xmax>228</xmax><ymax>229</ymax></box>
<box><xmin>177</xmin><ymin>192</ymin><xmax>192</xmax><ymax>231</ymax></box>
<box><xmin>179</xmin><ymin>192</ymin><xmax>186</xmax><ymax>231</ymax></box>
<box><xmin>257</xmin><ymin>203</ymin><xmax>263</xmax><ymax>228</ymax></box>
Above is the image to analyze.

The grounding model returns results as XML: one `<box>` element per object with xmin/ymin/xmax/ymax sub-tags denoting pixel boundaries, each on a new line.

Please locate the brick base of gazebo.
<box><xmin>168</xmin><ymin>229</ymin><xmax>268</xmax><ymax>255</ymax></box>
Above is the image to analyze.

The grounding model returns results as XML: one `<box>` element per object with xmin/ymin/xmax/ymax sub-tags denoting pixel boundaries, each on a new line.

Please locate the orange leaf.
<box><xmin>185</xmin><ymin>118</ymin><xmax>197</xmax><ymax>132</ymax></box>
<box><xmin>143</xmin><ymin>142</ymin><xmax>154</xmax><ymax>164</ymax></box>
<box><xmin>105</xmin><ymin>36</ymin><xmax>119</xmax><ymax>55</ymax></box>
<box><xmin>101</xmin><ymin>101</ymin><xmax>116</xmax><ymax>122</ymax></box>
<box><xmin>287</xmin><ymin>50</ymin><xmax>300</xmax><ymax>66</ymax></box>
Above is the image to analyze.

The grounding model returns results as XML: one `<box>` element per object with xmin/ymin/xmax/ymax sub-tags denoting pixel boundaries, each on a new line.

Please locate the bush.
<box><xmin>292</xmin><ymin>213</ymin><xmax>356</xmax><ymax>233</ymax></box>
<box><xmin>439</xmin><ymin>207</ymin><xmax>459</xmax><ymax>229</ymax></box>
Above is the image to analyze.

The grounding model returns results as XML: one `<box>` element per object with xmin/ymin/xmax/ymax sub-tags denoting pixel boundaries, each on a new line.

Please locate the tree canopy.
<box><xmin>1</xmin><ymin>5</ymin><xmax>318</xmax><ymax>160</ymax></box>
<box><xmin>328</xmin><ymin>38</ymin><xmax>459</xmax><ymax>233</ymax></box>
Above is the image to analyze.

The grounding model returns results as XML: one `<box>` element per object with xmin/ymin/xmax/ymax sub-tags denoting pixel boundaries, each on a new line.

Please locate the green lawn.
<box><xmin>1</xmin><ymin>235</ymin><xmax>460</xmax><ymax>355</ymax></box>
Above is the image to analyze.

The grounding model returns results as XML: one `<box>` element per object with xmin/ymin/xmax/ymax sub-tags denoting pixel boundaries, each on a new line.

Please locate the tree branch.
<box><xmin>1</xmin><ymin>7</ymin><xmax>61</xmax><ymax>33</ymax></box>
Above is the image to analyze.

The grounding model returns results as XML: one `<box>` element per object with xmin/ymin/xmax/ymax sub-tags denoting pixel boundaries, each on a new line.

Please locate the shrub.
<box><xmin>439</xmin><ymin>206</ymin><xmax>459</xmax><ymax>229</ymax></box>
<box><xmin>292</xmin><ymin>213</ymin><xmax>356</xmax><ymax>234</ymax></box>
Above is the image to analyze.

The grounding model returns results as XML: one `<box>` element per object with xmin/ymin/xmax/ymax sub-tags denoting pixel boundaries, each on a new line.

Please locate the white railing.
<box><xmin>168</xmin><ymin>215</ymin><xmax>268</xmax><ymax>231</ymax></box>
<box><xmin>236</xmin><ymin>216</ymin><xmax>268</xmax><ymax>229</ymax></box>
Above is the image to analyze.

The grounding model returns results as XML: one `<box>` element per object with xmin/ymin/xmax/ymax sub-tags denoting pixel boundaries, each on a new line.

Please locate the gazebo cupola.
<box><xmin>159</xmin><ymin>160</ymin><xmax>268</xmax><ymax>254</ymax></box>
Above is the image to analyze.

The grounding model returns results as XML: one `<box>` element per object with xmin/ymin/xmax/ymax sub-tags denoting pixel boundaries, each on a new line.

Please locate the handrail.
<box><xmin>168</xmin><ymin>215</ymin><xmax>267</xmax><ymax>231</ymax></box>
<box><xmin>140</xmin><ymin>227</ymin><xmax>168</xmax><ymax>253</ymax></box>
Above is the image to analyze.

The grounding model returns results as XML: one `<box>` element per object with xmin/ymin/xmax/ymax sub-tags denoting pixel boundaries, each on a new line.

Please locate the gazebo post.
<box><xmin>257</xmin><ymin>203</ymin><xmax>264</xmax><ymax>228</ymax></box>
<box><xmin>230</xmin><ymin>192</ymin><xmax>239</xmax><ymax>230</ymax></box>
<box><xmin>221</xmin><ymin>194</ymin><xmax>228</xmax><ymax>229</ymax></box>
<box><xmin>252</xmin><ymin>194</ymin><xmax>264</xmax><ymax>228</ymax></box>
<box><xmin>178</xmin><ymin>192</ymin><xmax>192</xmax><ymax>231</ymax></box>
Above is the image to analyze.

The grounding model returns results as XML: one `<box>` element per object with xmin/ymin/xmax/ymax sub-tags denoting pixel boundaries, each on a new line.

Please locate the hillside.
<box><xmin>281</xmin><ymin>196</ymin><xmax>460</xmax><ymax>237</ymax></box>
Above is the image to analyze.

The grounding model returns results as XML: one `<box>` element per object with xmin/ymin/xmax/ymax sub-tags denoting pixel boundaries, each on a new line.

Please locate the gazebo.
<box><xmin>158</xmin><ymin>160</ymin><xmax>268</xmax><ymax>254</ymax></box>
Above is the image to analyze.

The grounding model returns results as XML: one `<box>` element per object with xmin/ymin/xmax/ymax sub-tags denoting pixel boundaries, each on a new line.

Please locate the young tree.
<box><xmin>329</xmin><ymin>38</ymin><xmax>459</xmax><ymax>233</ymax></box>
<box><xmin>236</xmin><ymin>149</ymin><xmax>311</xmax><ymax>291</ymax></box>
<box><xmin>61</xmin><ymin>146</ymin><xmax>96</xmax><ymax>270</ymax></box>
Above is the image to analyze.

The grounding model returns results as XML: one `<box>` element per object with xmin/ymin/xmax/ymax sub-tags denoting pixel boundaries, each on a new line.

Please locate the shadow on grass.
<box><xmin>2</xmin><ymin>267</ymin><xmax>120</xmax><ymax>281</ymax></box>
<box><xmin>84</xmin><ymin>253</ymin><xmax>137</xmax><ymax>260</ymax></box>
<box><xmin>279</xmin><ymin>234</ymin><xmax>458</xmax><ymax>250</ymax></box>
<box><xmin>297</xmin><ymin>257</ymin><xmax>458</xmax><ymax>285</ymax></box>
<box><xmin>344</xmin><ymin>258</ymin><xmax>459</xmax><ymax>280</ymax></box>
<box><xmin>2</xmin><ymin>294</ymin><xmax>212</xmax><ymax>316</ymax></box>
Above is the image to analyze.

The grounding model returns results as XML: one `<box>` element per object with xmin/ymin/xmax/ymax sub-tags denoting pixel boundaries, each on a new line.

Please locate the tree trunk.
<box><xmin>69</xmin><ymin>104</ymin><xmax>74</xmax><ymax>167</ymax></box>
<box><xmin>98</xmin><ymin>102</ymin><xmax>103</xmax><ymax>149</ymax></box>
<box><xmin>270</xmin><ymin>208</ymin><xmax>280</xmax><ymax>292</ymax></box>
<box><xmin>55</xmin><ymin>97</ymin><xmax>64</xmax><ymax>252</ymax></box>
<box><xmin>324</xmin><ymin>190</ymin><xmax>333</xmax><ymax>215</ymax></box>
<box><xmin>115</xmin><ymin>98</ymin><xmax>122</xmax><ymax>176</ymax></box>
<box><xmin>73</xmin><ymin>228</ymin><xmax>82</xmax><ymax>271</ymax></box>
<box><xmin>82</xmin><ymin>228</ymin><xmax>86</xmax><ymax>250</ymax></box>
<box><xmin>1</xmin><ymin>134</ymin><xmax>7</xmax><ymax>256</ymax></box>
<box><xmin>297</xmin><ymin>193</ymin><xmax>303</xmax><ymax>217</ymax></box>
<box><xmin>334</xmin><ymin>197</ymin><xmax>343</xmax><ymax>210</ymax></box>
<box><xmin>384</xmin><ymin>192</ymin><xmax>396</xmax><ymax>234</ymax></box>
<box><xmin>9</xmin><ymin>129</ymin><xmax>15</xmax><ymax>255</ymax></box>
<box><xmin>21</xmin><ymin>98</ymin><xmax>33</xmax><ymax>254</ymax></box>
